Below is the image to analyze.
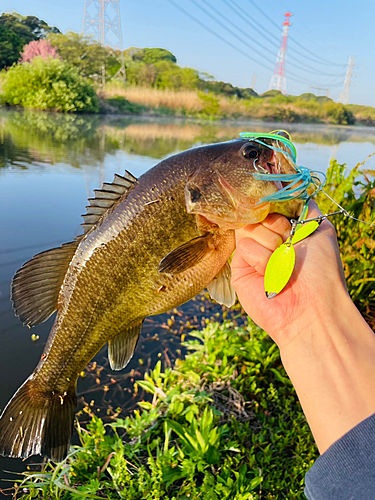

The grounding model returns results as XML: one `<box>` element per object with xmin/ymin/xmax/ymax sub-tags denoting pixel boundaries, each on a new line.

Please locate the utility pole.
<box><xmin>339</xmin><ymin>56</ymin><xmax>355</xmax><ymax>105</ymax></box>
<box><xmin>82</xmin><ymin>0</ymin><xmax>126</xmax><ymax>85</ymax></box>
<box><xmin>251</xmin><ymin>73</ymin><xmax>256</xmax><ymax>91</ymax></box>
<box><xmin>269</xmin><ymin>12</ymin><xmax>292</xmax><ymax>95</ymax></box>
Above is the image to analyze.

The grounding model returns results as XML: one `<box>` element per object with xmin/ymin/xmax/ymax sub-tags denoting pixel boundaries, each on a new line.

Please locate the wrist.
<box><xmin>275</xmin><ymin>282</ymin><xmax>351</xmax><ymax>350</ymax></box>
<box><xmin>279</xmin><ymin>292</ymin><xmax>375</xmax><ymax>453</ymax></box>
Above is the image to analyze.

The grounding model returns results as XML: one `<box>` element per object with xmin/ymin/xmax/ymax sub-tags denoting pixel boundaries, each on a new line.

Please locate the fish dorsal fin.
<box><xmin>108</xmin><ymin>320</ymin><xmax>143</xmax><ymax>371</ymax></box>
<box><xmin>207</xmin><ymin>261</ymin><xmax>236</xmax><ymax>308</ymax></box>
<box><xmin>159</xmin><ymin>234</ymin><xmax>215</xmax><ymax>275</ymax></box>
<box><xmin>82</xmin><ymin>171</ymin><xmax>138</xmax><ymax>234</ymax></box>
<box><xmin>11</xmin><ymin>240</ymin><xmax>80</xmax><ymax>327</ymax></box>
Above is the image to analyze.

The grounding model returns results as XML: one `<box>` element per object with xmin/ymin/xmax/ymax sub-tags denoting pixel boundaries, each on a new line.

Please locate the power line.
<box><xmin>166</xmin><ymin>0</ymin><xmax>274</xmax><ymax>72</ymax></box>
<box><xmin>226</xmin><ymin>0</ymin><xmax>346</xmax><ymax>76</ymax></box>
<box><xmin>215</xmin><ymin>0</ymin><xmax>346</xmax><ymax>78</ymax></box>
<box><xmin>176</xmin><ymin>0</ymin><xmax>344</xmax><ymax>87</ymax></box>
<box><xmin>244</xmin><ymin>0</ymin><xmax>347</xmax><ymax>68</ymax></box>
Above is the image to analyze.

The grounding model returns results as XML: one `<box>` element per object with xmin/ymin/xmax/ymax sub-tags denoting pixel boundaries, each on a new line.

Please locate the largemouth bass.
<box><xmin>0</xmin><ymin>137</ymin><xmax>303</xmax><ymax>461</ymax></box>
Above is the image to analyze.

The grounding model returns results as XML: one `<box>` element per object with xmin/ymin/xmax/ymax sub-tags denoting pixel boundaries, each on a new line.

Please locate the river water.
<box><xmin>0</xmin><ymin>109</ymin><xmax>374</xmax><ymax>491</ymax></box>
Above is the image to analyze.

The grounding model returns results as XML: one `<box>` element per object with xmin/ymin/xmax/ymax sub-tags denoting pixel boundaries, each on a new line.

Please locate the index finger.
<box><xmin>235</xmin><ymin>214</ymin><xmax>291</xmax><ymax>244</ymax></box>
<box><xmin>261</xmin><ymin>213</ymin><xmax>292</xmax><ymax>240</ymax></box>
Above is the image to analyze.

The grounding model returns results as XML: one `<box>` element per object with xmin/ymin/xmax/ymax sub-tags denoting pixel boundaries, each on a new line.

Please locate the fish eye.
<box><xmin>241</xmin><ymin>144</ymin><xmax>259</xmax><ymax>160</ymax></box>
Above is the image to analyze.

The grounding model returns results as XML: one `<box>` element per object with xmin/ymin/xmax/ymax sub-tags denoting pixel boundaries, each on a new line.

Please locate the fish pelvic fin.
<box><xmin>0</xmin><ymin>378</ymin><xmax>76</xmax><ymax>462</ymax></box>
<box><xmin>207</xmin><ymin>261</ymin><xmax>237</xmax><ymax>308</ymax></box>
<box><xmin>108</xmin><ymin>320</ymin><xmax>143</xmax><ymax>371</ymax></box>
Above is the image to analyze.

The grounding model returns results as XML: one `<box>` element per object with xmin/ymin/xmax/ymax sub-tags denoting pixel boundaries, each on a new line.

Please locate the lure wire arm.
<box><xmin>290</xmin><ymin>209</ymin><xmax>347</xmax><ymax>228</ymax></box>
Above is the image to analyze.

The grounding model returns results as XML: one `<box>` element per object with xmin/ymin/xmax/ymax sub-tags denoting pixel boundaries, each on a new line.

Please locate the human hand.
<box><xmin>231</xmin><ymin>201</ymin><xmax>348</xmax><ymax>348</ymax></box>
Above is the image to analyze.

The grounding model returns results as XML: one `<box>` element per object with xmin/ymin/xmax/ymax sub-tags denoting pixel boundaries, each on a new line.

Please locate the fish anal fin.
<box><xmin>11</xmin><ymin>240</ymin><xmax>80</xmax><ymax>327</ymax></box>
<box><xmin>207</xmin><ymin>261</ymin><xmax>236</xmax><ymax>307</ymax></box>
<box><xmin>159</xmin><ymin>234</ymin><xmax>215</xmax><ymax>275</ymax></box>
<box><xmin>108</xmin><ymin>321</ymin><xmax>143</xmax><ymax>371</ymax></box>
<box><xmin>82</xmin><ymin>170</ymin><xmax>138</xmax><ymax>235</ymax></box>
<box><xmin>0</xmin><ymin>378</ymin><xmax>76</xmax><ymax>462</ymax></box>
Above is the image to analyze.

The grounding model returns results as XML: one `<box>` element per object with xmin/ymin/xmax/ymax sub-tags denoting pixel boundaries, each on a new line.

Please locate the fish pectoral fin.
<box><xmin>11</xmin><ymin>240</ymin><xmax>80</xmax><ymax>327</ymax></box>
<box><xmin>207</xmin><ymin>261</ymin><xmax>236</xmax><ymax>307</ymax></box>
<box><xmin>108</xmin><ymin>320</ymin><xmax>144</xmax><ymax>371</ymax></box>
<box><xmin>158</xmin><ymin>234</ymin><xmax>215</xmax><ymax>275</ymax></box>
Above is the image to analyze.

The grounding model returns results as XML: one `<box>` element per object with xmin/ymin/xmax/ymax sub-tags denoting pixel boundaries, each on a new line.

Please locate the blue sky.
<box><xmin>4</xmin><ymin>0</ymin><xmax>375</xmax><ymax>106</ymax></box>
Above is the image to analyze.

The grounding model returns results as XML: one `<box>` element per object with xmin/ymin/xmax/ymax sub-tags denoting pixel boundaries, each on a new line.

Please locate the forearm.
<box><xmin>279</xmin><ymin>289</ymin><xmax>375</xmax><ymax>454</ymax></box>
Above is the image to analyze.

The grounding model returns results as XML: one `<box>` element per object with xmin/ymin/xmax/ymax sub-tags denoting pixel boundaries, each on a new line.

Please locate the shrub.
<box><xmin>0</xmin><ymin>56</ymin><xmax>98</xmax><ymax>112</ymax></box>
<box><xmin>103</xmin><ymin>96</ymin><xmax>147</xmax><ymax>114</ymax></box>
<box><xmin>198</xmin><ymin>91</ymin><xmax>221</xmax><ymax>117</ymax></box>
<box><xmin>322</xmin><ymin>102</ymin><xmax>355</xmax><ymax>125</ymax></box>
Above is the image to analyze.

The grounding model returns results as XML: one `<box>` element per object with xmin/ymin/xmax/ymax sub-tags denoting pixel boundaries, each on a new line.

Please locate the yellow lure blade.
<box><xmin>264</xmin><ymin>243</ymin><xmax>295</xmax><ymax>299</ymax></box>
<box><xmin>291</xmin><ymin>220</ymin><xmax>320</xmax><ymax>244</ymax></box>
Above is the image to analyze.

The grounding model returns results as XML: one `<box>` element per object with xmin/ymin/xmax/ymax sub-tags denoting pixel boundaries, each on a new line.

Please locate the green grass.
<box><xmin>15</xmin><ymin>322</ymin><xmax>317</xmax><ymax>500</ymax></box>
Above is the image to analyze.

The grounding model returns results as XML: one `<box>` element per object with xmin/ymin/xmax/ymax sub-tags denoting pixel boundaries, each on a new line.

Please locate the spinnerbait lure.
<box><xmin>240</xmin><ymin>130</ymin><xmax>374</xmax><ymax>298</ymax></box>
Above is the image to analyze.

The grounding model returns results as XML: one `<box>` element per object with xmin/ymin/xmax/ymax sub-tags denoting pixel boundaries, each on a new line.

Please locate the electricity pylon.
<box><xmin>339</xmin><ymin>56</ymin><xmax>355</xmax><ymax>105</ymax></box>
<box><xmin>82</xmin><ymin>0</ymin><xmax>126</xmax><ymax>84</ymax></box>
<box><xmin>269</xmin><ymin>12</ymin><xmax>292</xmax><ymax>95</ymax></box>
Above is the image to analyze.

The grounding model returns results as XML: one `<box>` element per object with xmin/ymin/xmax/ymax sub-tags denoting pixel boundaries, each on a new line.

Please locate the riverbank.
<box><xmin>99</xmin><ymin>85</ymin><xmax>375</xmax><ymax>127</ymax></box>
<box><xmin>2</xmin><ymin>74</ymin><xmax>374</xmax><ymax>126</ymax></box>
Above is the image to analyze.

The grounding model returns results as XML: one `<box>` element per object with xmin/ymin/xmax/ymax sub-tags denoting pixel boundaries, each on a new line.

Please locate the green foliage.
<box><xmin>0</xmin><ymin>57</ymin><xmax>98</xmax><ymax>112</ymax></box>
<box><xmin>260</xmin><ymin>89</ymin><xmax>282</xmax><ymax>98</ymax></box>
<box><xmin>124</xmin><ymin>47</ymin><xmax>177</xmax><ymax>65</ymax></box>
<box><xmin>316</xmin><ymin>158</ymin><xmax>375</xmax><ymax>321</ymax></box>
<box><xmin>322</xmin><ymin>102</ymin><xmax>355</xmax><ymax>125</ymax></box>
<box><xmin>201</xmin><ymin>80</ymin><xmax>258</xmax><ymax>99</ymax></box>
<box><xmin>103</xmin><ymin>96</ymin><xmax>147</xmax><ymax>114</ymax></box>
<box><xmin>0</xmin><ymin>12</ymin><xmax>60</xmax><ymax>68</ymax></box>
<box><xmin>156</xmin><ymin>65</ymin><xmax>200</xmax><ymax>91</ymax></box>
<box><xmin>198</xmin><ymin>92</ymin><xmax>221</xmax><ymax>118</ymax></box>
<box><xmin>347</xmin><ymin>104</ymin><xmax>375</xmax><ymax>126</ymax></box>
<box><xmin>123</xmin><ymin>47</ymin><xmax>190</xmax><ymax>89</ymax></box>
<box><xmin>47</xmin><ymin>31</ymin><xmax>113</xmax><ymax>81</ymax></box>
<box><xmin>0</xmin><ymin>24</ymin><xmax>23</xmax><ymax>67</ymax></box>
<box><xmin>0</xmin><ymin>12</ymin><xmax>59</xmax><ymax>44</ymax></box>
<box><xmin>15</xmin><ymin>322</ymin><xmax>317</xmax><ymax>499</ymax></box>
<box><xmin>143</xmin><ymin>48</ymin><xmax>177</xmax><ymax>65</ymax></box>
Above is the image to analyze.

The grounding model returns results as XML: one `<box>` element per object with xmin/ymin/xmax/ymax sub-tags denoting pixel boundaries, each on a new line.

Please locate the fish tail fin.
<box><xmin>0</xmin><ymin>378</ymin><xmax>76</xmax><ymax>462</ymax></box>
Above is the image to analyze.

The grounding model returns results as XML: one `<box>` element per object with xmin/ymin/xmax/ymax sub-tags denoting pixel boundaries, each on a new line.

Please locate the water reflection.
<box><xmin>1</xmin><ymin>109</ymin><xmax>375</xmax><ymax>171</ymax></box>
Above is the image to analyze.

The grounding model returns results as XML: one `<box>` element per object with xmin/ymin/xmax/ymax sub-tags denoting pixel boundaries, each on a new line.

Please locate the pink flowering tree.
<box><xmin>19</xmin><ymin>39</ymin><xmax>60</xmax><ymax>63</ymax></box>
